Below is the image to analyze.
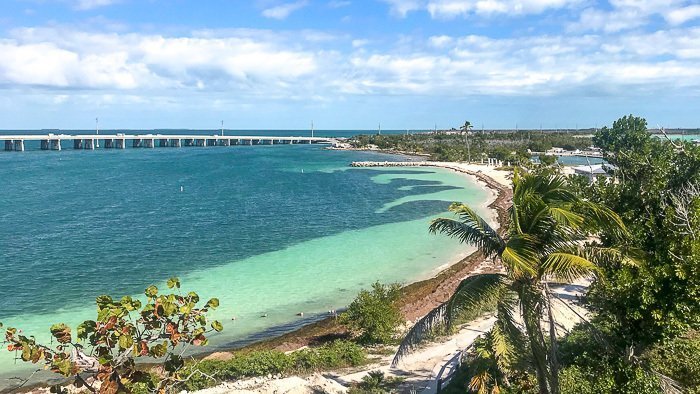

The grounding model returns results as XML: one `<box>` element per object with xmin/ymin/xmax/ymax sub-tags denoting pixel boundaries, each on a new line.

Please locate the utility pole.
<box><xmin>378</xmin><ymin>122</ymin><xmax>381</xmax><ymax>135</ymax></box>
<box><xmin>311</xmin><ymin>121</ymin><xmax>314</xmax><ymax>138</ymax></box>
<box><xmin>95</xmin><ymin>117</ymin><xmax>100</xmax><ymax>148</ymax></box>
<box><xmin>221</xmin><ymin>120</ymin><xmax>224</xmax><ymax>136</ymax></box>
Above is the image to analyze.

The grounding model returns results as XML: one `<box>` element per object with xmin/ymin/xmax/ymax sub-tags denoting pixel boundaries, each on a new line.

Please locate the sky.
<box><xmin>0</xmin><ymin>0</ymin><xmax>699</xmax><ymax>130</ymax></box>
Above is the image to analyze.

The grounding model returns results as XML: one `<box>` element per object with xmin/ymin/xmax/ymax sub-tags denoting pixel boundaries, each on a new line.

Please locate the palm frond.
<box><xmin>469</xmin><ymin>370</ymin><xmax>492</xmax><ymax>394</ymax></box>
<box><xmin>576</xmin><ymin>200</ymin><xmax>629</xmax><ymax>239</ymax></box>
<box><xmin>501</xmin><ymin>235</ymin><xmax>539</xmax><ymax>277</ymax></box>
<box><xmin>392</xmin><ymin>274</ymin><xmax>507</xmax><ymax>366</ymax></box>
<box><xmin>491</xmin><ymin>298</ymin><xmax>525</xmax><ymax>370</ymax></box>
<box><xmin>430</xmin><ymin>203</ymin><xmax>505</xmax><ymax>258</ymax></box>
<box><xmin>579</xmin><ymin>245</ymin><xmax>644</xmax><ymax>268</ymax></box>
<box><xmin>541</xmin><ymin>252</ymin><xmax>598</xmax><ymax>282</ymax></box>
<box><xmin>549</xmin><ymin>206</ymin><xmax>584</xmax><ymax>229</ymax></box>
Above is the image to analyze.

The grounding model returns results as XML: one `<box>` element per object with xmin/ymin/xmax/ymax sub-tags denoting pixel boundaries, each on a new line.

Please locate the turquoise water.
<box><xmin>654</xmin><ymin>133</ymin><xmax>700</xmax><ymax>142</ymax></box>
<box><xmin>0</xmin><ymin>145</ymin><xmax>492</xmax><ymax>383</ymax></box>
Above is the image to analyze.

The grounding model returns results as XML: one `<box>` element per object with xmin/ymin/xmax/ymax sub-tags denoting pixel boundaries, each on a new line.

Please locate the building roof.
<box><xmin>572</xmin><ymin>164</ymin><xmax>612</xmax><ymax>175</ymax></box>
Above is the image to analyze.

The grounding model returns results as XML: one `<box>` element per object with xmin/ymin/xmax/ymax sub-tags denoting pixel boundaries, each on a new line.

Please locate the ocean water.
<box><xmin>0</xmin><ymin>144</ymin><xmax>492</xmax><ymax>383</ymax></box>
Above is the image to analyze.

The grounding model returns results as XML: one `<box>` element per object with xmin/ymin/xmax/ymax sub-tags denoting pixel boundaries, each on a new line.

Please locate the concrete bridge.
<box><xmin>1</xmin><ymin>134</ymin><xmax>334</xmax><ymax>152</ymax></box>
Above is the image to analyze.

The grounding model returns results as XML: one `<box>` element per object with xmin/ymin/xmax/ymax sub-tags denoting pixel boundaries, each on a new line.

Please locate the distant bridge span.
<box><xmin>2</xmin><ymin>134</ymin><xmax>335</xmax><ymax>151</ymax></box>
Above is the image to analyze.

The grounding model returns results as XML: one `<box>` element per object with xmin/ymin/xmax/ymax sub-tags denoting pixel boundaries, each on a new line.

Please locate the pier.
<box><xmin>1</xmin><ymin>134</ymin><xmax>334</xmax><ymax>152</ymax></box>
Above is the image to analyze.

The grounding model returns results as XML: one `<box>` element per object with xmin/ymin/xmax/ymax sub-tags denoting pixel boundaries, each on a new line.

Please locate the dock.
<box><xmin>1</xmin><ymin>134</ymin><xmax>334</xmax><ymax>152</ymax></box>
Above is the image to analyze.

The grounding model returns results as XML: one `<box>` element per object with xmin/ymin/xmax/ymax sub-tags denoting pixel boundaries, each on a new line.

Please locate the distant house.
<box><xmin>548</xmin><ymin>147</ymin><xmax>565</xmax><ymax>154</ymax></box>
<box><xmin>572</xmin><ymin>164</ymin><xmax>613</xmax><ymax>182</ymax></box>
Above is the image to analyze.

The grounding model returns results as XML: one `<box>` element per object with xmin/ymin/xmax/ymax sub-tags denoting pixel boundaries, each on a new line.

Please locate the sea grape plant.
<box><xmin>1</xmin><ymin>277</ymin><xmax>222</xmax><ymax>393</ymax></box>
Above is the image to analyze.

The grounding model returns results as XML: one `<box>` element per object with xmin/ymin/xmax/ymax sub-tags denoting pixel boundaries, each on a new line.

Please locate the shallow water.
<box><xmin>0</xmin><ymin>144</ymin><xmax>492</xmax><ymax>382</ymax></box>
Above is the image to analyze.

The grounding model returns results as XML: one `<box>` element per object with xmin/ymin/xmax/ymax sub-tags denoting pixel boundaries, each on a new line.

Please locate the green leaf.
<box><xmin>166</xmin><ymin>277</ymin><xmax>181</xmax><ymax>289</ymax></box>
<box><xmin>118</xmin><ymin>335</ymin><xmax>134</xmax><ymax>350</ymax></box>
<box><xmin>54</xmin><ymin>358</ymin><xmax>73</xmax><ymax>376</ymax></box>
<box><xmin>211</xmin><ymin>320</ymin><xmax>223</xmax><ymax>332</ymax></box>
<box><xmin>50</xmin><ymin>323</ymin><xmax>72</xmax><ymax>344</ymax></box>
<box><xmin>120</xmin><ymin>296</ymin><xmax>137</xmax><ymax>311</ymax></box>
<box><xmin>179</xmin><ymin>302</ymin><xmax>194</xmax><ymax>315</ymax></box>
<box><xmin>205</xmin><ymin>298</ymin><xmax>220</xmax><ymax>309</ymax></box>
<box><xmin>192</xmin><ymin>327</ymin><xmax>205</xmax><ymax>337</ymax></box>
<box><xmin>76</xmin><ymin>321</ymin><xmax>96</xmax><ymax>340</ymax></box>
<box><xmin>150</xmin><ymin>342</ymin><xmax>167</xmax><ymax>358</ymax></box>
<box><xmin>145</xmin><ymin>285</ymin><xmax>158</xmax><ymax>298</ymax></box>
<box><xmin>187</xmin><ymin>291</ymin><xmax>200</xmax><ymax>303</ymax></box>
<box><xmin>162</xmin><ymin>301</ymin><xmax>177</xmax><ymax>317</ymax></box>
<box><xmin>95</xmin><ymin>295</ymin><xmax>113</xmax><ymax>309</ymax></box>
<box><xmin>164</xmin><ymin>354</ymin><xmax>184</xmax><ymax>374</ymax></box>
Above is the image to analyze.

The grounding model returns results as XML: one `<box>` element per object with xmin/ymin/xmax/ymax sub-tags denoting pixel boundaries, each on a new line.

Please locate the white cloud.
<box><xmin>261</xmin><ymin>1</ymin><xmax>309</xmax><ymax>19</ymax></box>
<box><xmin>339</xmin><ymin>29</ymin><xmax>700</xmax><ymax>96</ymax></box>
<box><xmin>1</xmin><ymin>24</ymin><xmax>700</xmax><ymax>101</ymax></box>
<box><xmin>383</xmin><ymin>0</ymin><xmax>580</xmax><ymax>18</ymax></box>
<box><xmin>569</xmin><ymin>0</ymin><xmax>699</xmax><ymax>33</ymax></box>
<box><xmin>0</xmin><ymin>28</ymin><xmax>318</xmax><ymax>91</ymax></box>
<box><xmin>666</xmin><ymin>4</ymin><xmax>700</xmax><ymax>26</ymax></box>
<box><xmin>428</xmin><ymin>35</ymin><xmax>453</xmax><ymax>47</ymax></box>
<box><xmin>73</xmin><ymin>0</ymin><xmax>119</xmax><ymax>10</ymax></box>
<box><xmin>381</xmin><ymin>0</ymin><xmax>424</xmax><ymax>17</ymax></box>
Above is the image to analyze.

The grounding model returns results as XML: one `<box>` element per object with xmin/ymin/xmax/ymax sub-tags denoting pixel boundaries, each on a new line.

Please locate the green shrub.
<box><xmin>559</xmin><ymin>363</ymin><xmax>660</xmax><ymax>394</ymax></box>
<box><xmin>341</xmin><ymin>282</ymin><xmax>403</xmax><ymax>344</ymax></box>
<box><xmin>556</xmin><ymin>325</ymin><xmax>661</xmax><ymax>394</ymax></box>
<box><xmin>179</xmin><ymin>340</ymin><xmax>367</xmax><ymax>391</ymax></box>
<box><xmin>642</xmin><ymin>332</ymin><xmax>700</xmax><ymax>393</ymax></box>
<box><xmin>348</xmin><ymin>370</ymin><xmax>405</xmax><ymax>394</ymax></box>
<box><xmin>313</xmin><ymin>339</ymin><xmax>367</xmax><ymax>368</ymax></box>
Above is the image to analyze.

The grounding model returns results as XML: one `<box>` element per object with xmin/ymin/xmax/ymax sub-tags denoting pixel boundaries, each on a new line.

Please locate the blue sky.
<box><xmin>0</xmin><ymin>0</ymin><xmax>699</xmax><ymax>130</ymax></box>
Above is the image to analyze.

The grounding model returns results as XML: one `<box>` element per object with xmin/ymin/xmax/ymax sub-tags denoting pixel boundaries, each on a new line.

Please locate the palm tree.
<box><xmin>393</xmin><ymin>171</ymin><xmax>628</xmax><ymax>394</ymax></box>
<box><xmin>461</xmin><ymin>121</ymin><xmax>473</xmax><ymax>163</ymax></box>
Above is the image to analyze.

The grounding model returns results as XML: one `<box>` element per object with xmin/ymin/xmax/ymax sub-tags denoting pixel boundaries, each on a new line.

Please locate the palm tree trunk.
<box><xmin>545</xmin><ymin>286</ymin><xmax>561</xmax><ymax>394</ymax></box>
<box><xmin>522</xmin><ymin>303</ymin><xmax>550</xmax><ymax>394</ymax></box>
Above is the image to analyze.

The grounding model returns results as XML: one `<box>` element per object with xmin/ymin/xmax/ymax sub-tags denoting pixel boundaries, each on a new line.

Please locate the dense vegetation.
<box><xmin>585</xmin><ymin>115</ymin><xmax>700</xmax><ymax>345</ymax></box>
<box><xmin>349</xmin><ymin>130</ymin><xmax>592</xmax><ymax>162</ymax></box>
<box><xmin>435</xmin><ymin>115</ymin><xmax>700</xmax><ymax>393</ymax></box>
<box><xmin>395</xmin><ymin>170</ymin><xmax>627</xmax><ymax>394</ymax></box>
<box><xmin>340</xmin><ymin>282</ymin><xmax>403</xmax><ymax>344</ymax></box>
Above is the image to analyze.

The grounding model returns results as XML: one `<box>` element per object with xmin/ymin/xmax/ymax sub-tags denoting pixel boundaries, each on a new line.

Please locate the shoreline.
<box><xmin>209</xmin><ymin>160</ymin><xmax>512</xmax><ymax>355</ymax></box>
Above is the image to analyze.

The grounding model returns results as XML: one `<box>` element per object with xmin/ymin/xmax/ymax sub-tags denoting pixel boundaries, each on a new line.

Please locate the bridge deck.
<box><xmin>1</xmin><ymin>134</ymin><xmax>332</xmax><ymax>141</ymax></box>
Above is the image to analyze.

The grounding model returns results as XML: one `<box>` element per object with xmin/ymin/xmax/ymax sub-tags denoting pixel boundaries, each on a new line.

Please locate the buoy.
<box><xmin>180</xmin><ymin>186</ymin><xmax>184</xmax><ymax>192</ymax></box>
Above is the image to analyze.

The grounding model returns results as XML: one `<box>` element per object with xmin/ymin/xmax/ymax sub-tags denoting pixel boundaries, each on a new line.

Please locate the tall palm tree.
<box><xmin>393</xmin><ymin>171</ymin><xmax>628</xmax><ymax>394</ymax></box>
<box><xmin>461</xmin><ymin>121</ymin><xmax>473</xmax><ymax>163</ymax></box>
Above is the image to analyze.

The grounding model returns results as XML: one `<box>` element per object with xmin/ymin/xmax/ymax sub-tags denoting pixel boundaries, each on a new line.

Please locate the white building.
<box><xmin>572</xmin><ymin>164</ymin><xmax>613</xmax><ymax>182</ymax></box>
